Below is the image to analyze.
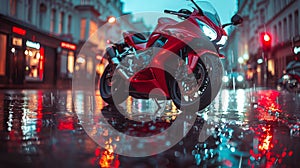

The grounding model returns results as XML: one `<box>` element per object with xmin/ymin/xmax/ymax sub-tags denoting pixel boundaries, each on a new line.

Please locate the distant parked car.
<box><xmin>222</xmin><ymin>72</ymin><xmax>248</xmax><ymax>89</ymax></box>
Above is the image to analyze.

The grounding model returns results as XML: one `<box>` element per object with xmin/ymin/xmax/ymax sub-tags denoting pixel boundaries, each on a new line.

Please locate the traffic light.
<box><xmin>260</xmin><ymin>32</ymin><xmax>272</xmax><ymax>52</ymax></box>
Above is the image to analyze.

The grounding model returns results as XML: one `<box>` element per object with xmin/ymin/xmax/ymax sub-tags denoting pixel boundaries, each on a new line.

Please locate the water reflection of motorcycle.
<box><xmin>277</xmin><ymin>60</ymin><xmax>300</xmax><ymax>92</ymax></box>
<box><xmin>100</xmin><ymin>0</ymin><xmax>243</xmax><ymax>111</ymax></box>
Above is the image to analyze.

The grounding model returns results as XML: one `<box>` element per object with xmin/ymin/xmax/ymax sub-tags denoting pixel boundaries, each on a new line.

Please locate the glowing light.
<box><xmin>24</xmin><ymin>50</ymin><xmax>28</xmax><ymax>55</ymax></box>
<box><xmin>11</xmin><ymin>47</ymin><xmax>15</xmax><ymax>53</ymax></box>
<box><xmin>36</xmin><ymin>52</ymin><xmax>40</xmax><ymax>59</ymax></box>
<box><xmin>77</xmin><ymin>57</ymin><xmax>86</xmax><ymax>64</ymax></box>
<box><xmin>107</xmin><ymin>16</ymin><xmax>116</xmax><ymax>24</ymax></box>
<box><xmin>29</xmin><ymin>50</ymin><xmax>33</xmax><ymax>56</ymax></box>
<box><xmin>26</xmin><ymin>40</ymin><xmax>40</xmax><ymax>49</ymax></box>
<box><xmin>60</xmin><ymin>42</ymin><xmax>76</xmax><ymax>50</ymax></box>
<box><xmin>243</xmin><ymin>53</ymin><xmax>249</xmax><ymax>60</ymax></box>
<box><xmin>238</xmin><ymin>57</ymin><xmax>244</xmax><ymax>64</ymax></box>
<box><xmin>39</xmin><ymin>47</ymin><xmax>44</xmax><ymax>80</ymax></box>
<box><xmin>237</xmin><ymin>75</ymin><xmax>244</xmax><ymax>82</ymax></box>
<box><xmin>258</xmin><ymin>126</ymin><xmax>273</xmax><ymax>151</ymax></box>
<box><xmin>222</xmin><ymin>76</ymin><xmax>229</xmax><ymax>83</ymax></box>
<box><xmin>263</xmin><ymin>34</ymin><xmax>271</xmax><ymax>42</ymax></box>
<box><xmin>257</xmin><ymin>58</ymin><xmax>263</xmax><ymax>64</ymax></box>
<box><xmin>12</xmin><ymin>26</ymin><xmax>26</xmax><ymax>35</ymax></box>
<box><xmin>294</xmin><ymin>46</ymin><xmax>300</xmax><ymax>54</ymax></box>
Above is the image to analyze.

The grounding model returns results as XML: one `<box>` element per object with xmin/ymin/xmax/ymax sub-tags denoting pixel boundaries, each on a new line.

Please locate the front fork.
<box><xmin>178</xmin><ymin>47</ymin><xmax>221</xmax><ymax>76</ymax></box>
<box><xmin>104</xmin><ymin>45</ymin><xmax>136</xmax><ymax>80</ymax></box>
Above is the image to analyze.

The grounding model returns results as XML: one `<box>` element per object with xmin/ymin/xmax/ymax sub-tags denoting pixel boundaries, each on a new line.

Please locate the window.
<box><xmin>10</xmin><ymin>0</ymin><xmax>17</xmax><ymax>17</ymax></box>
<box><xmin>80</xmin><ymin>18</ymin><xmax>86</xmax><ymax>40</ymax></box>
<box><xmin>278</xmin><ymin>21</ymin><xmax>282</xmax><ymax>42</ymax></box>
<box><xmin>260</xmin><ymin>9</ymin><xmax>265</xmax><ymax>24</ymax></box>
<box><xmin>50</xmin><ymin>9</ymin><xmax>56</xmax><ymax>32</ymax></box>
<box><xmin>67</xmin><ymin>52</ymin><xmax>74</xmax><ymax>75</ymax></box>
<box><xmin>39</xmin><ymin>3</ymin><xmax>47</xmax><ymax>29</ymax></box>
<box><xmin>59</xmin><ymin>12</ymin><xmax>64</xmax><ymax>34</ymax></box>
<box><xmin>67</xmin><ymin>15</ymin><xmax>72</xmax><ymax>34</ymax></box>
<box><xmin>283</xmin><ymin>18</ymin><xmax>287</xmax><ymax>41</ymax></box>
<box><xmin>295</xmin><ymin>10</ymin><xmax>299</xmax><ymax>35</ymax></box>
<box><xmin>60</xmin><ymin>50</ymin><xmax>74</xmax><ymax>78</ymax></box>
<box><xmin>289</xmin><ymin>14</ymin><xmax>293</xmax><ymax>37</ymax></box>
<box><xmin>81</xmin><ymin>0</ymin><xmax>90</xmax><ymax>5</ymax></box>
<box><xmin>89</xmin><ymin>20</ymin><xmax>98</xmax><ymax>37</ymax></box>
<box><xmin>273</xmin><ymin>25</ymin><xmax>277</xmax><ymax>43</ymax></box>
<box><xmin>27</xmin><ymin>0</ymin><xmax>32</xmax><ymax>22</ymax></box>
<box><xmin>0</xmin><ymin>34</ymin><xmax>7</xmax><ymax>76</ymax></box>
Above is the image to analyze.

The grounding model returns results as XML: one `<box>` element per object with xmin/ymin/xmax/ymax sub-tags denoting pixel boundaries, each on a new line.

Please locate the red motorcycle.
<box><xmin>100</xmin><ymin>0</ymin><xmax>242</xmax><ymax>111</ymax></box>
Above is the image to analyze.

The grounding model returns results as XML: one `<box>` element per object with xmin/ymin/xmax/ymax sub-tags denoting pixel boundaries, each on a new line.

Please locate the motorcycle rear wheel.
<box><xmin>100</xmin><ymin>64</ymin><xmax>128</xmax><ymax>104</ymax></box>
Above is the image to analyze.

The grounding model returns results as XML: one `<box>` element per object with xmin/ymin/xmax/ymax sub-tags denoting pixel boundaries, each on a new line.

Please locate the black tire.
<box><xmin>168</xmin><ymin>57</ymin><xmax>222</xmax><ymax>111</ymax></box>
<box><xmin>100</xmin><ymin>64</ymin><xmax>128</xmax><ymax>104</ymax></box>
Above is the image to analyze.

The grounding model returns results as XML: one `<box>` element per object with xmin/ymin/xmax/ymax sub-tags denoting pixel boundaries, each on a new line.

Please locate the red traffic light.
<box><xmin>260</xmin><ymin>32</ymin><xmax>272</xmax><ymax>51</ymax></box>
<box><xmin>263</xmin><ymin>34</ymin><xmax>271</xmax><ymax>42</ymax></box>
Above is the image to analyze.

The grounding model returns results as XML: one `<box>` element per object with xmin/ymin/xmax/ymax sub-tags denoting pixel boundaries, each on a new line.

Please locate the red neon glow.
<box><xmin>39</xmin><ymin>47</ymin><xmax>44</xmax><ymax>80</ymax></box>
<box><xmin>12</xmin><ymin>26</ymin><xmax>26</xmax><ymax>36</ymax></box>
<box><xmin>36</xmin><ymin>91</ymin><xmax>43</xmax><ymax>133</ymax></box>
<box><xmin>60</xmin><ymin>42</ymin><xmax>76</xmax><ymax>50</ymax></box>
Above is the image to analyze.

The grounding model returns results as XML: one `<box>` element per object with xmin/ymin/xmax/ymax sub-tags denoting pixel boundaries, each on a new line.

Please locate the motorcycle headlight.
<box><xmin>196</xmin><ymin>19</ymin><xmax>217</xmax><ymax>41</ymax></box>
<box><xmin>216</xmin><ymin>35</ymin><xmax>228</xmax><ymax>46</ymax></box>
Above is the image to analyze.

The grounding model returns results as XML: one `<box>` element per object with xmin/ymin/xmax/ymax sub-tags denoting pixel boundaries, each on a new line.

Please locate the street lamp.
<box><xmin>107</xmin><ymin>16</ymin><xmax>116</xmax><ymax>24</ymax></box>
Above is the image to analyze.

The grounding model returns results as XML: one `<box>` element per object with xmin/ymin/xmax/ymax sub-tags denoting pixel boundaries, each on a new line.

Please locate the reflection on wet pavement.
<box><xmin>0</xmin><ymin>88</ymin><xmax>300</xmax><ymax>167</ymax></box>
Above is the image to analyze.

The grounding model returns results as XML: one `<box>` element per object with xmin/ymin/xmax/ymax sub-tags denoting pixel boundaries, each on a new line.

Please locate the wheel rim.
<box><xmin>173</xmin><ymin>61</ymin><xmax>209</xmax><ymax>103</ymax></box>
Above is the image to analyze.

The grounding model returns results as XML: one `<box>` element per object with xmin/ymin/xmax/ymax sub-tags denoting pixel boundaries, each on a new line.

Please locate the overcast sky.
<box><xmin>120</xmin><ymin>0</ymin><xmax>238</xmax><ymax>25</ymax></box>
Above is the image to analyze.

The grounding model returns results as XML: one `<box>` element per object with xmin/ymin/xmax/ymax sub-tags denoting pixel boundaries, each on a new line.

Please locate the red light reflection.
<box><xmin>57</xmin><ymin>117</ymin><xmax>74</xmax><ymax>130</ymax></box>
<box><xmin>255</xmin><ymin>90</ymin><xmax>282</xmax><ymax>121</ymax></box>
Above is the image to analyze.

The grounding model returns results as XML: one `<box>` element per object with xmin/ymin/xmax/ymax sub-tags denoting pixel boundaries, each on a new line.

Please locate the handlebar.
<box><xmin>164</xmin><ymin>9</ymin><xmax>190</xmax><ymax>18</ymax></box>
<box><xmin>164</xmin><ymin>10</ymin><xmax>177</xmax><ymax>14</ymax></box>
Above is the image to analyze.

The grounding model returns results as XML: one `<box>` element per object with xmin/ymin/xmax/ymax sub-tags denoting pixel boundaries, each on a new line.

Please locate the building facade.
<box><xmin>0</xmin><ymin>0</ymin><xmax>148</xmax><ymax>89</ymax></box>
<box><xmin>222</xmin><ymin>0</ymin><xmax>300</xmax><ymax>86</ymax></box>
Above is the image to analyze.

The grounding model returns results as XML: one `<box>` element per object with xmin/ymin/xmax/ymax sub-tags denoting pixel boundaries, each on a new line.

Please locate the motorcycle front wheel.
<box><xmin>100</xmin><ymin>64</ymin><xmax>128</xmax><ymax>104</ymax></box>
<box><xmin>168</xmin><ymin>56</ymin><xmax>223</xmax><ymax>111</ymax></box>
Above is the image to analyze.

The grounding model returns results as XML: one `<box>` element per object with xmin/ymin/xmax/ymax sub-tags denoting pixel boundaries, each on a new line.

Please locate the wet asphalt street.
<box><xmin>0</xmin><ymin>88</ymin><xmax>300</xmax><ymax>168</ymax></box>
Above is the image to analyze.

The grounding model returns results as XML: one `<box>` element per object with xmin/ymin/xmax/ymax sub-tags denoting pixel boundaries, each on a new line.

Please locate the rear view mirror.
<box><xmin>231</xmin><ymin>14</ymin><xmax>243</xmax><ymax>25</ymax></box>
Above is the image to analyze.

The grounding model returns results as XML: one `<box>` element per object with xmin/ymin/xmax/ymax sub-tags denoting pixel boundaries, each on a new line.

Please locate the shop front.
<box><xmin>56</xmin><ymin>42</ymin><xmax>76</xmax><ymax>88</ymax></box>
<box><xmin>0</xmin><ymin>15</ymin><xmax>77</xmax><ymax>89</ymax></box>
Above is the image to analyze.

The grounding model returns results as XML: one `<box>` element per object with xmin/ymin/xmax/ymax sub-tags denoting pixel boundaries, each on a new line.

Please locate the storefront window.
<box><xmin>25</xmin><ymin>41</ymin><xmax>44</xmax><ymax>81</ymax></box>
<box><xmin>61</xmin><ymin>50</ymin><xmax>74</xmax><ymax>78</ymax></box>
<box><xmin>0</xmin><ymin>34</ymin><xmax>7</xmax><ymax>76</ymax></box>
